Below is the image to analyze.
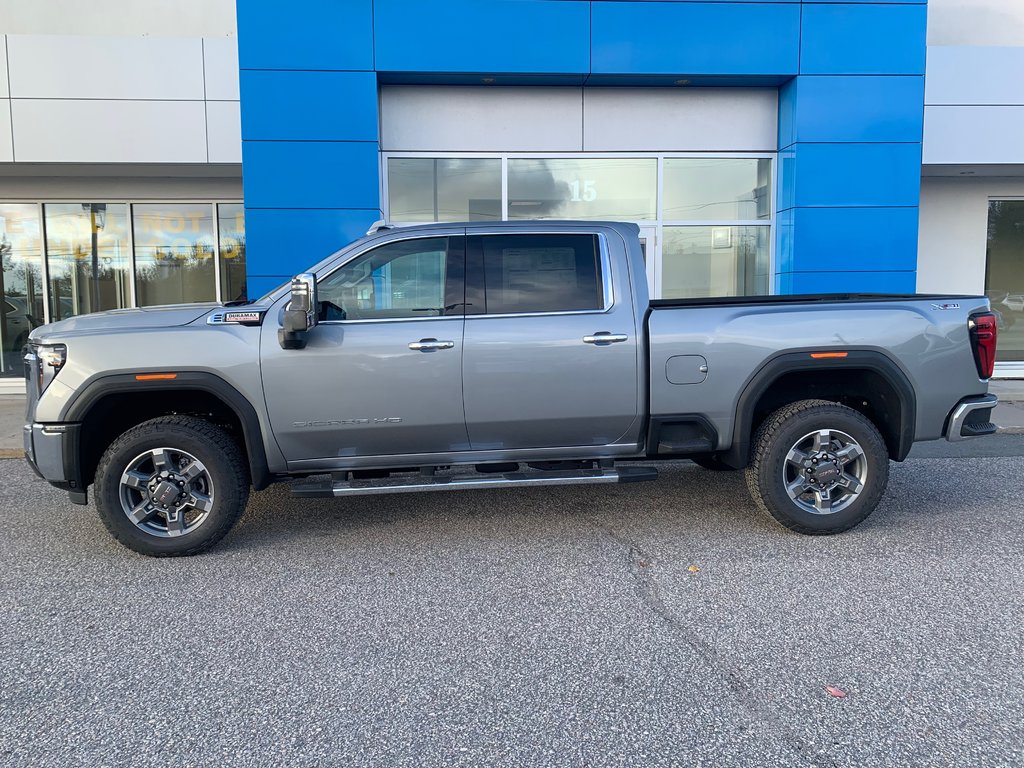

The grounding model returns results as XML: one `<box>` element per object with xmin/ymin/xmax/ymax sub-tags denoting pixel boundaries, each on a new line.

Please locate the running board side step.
<box><xmin>291</xmin><ymin>465</ymin><xmax>658</xmax><ymax>498</ymax></box>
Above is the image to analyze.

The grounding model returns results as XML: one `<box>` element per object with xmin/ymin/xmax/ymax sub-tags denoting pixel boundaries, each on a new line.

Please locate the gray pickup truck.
<box><xmin>24</xmin><ymin>221</ymin><xmax>999</xmax><ymax>557</ymax></box>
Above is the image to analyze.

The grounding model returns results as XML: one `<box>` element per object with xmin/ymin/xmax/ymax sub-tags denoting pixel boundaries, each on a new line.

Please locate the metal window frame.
<box><xmin>379</xmin><ymin>151</ymin><xmax>777</xmax><ymax>298</ymax></box>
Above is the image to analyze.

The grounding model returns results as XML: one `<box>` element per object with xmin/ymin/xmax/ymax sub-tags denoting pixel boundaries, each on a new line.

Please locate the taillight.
<box><xmin>969</xmin><ymin>312</ymin><xmax>997</xmax><ymax>379</ymax></box>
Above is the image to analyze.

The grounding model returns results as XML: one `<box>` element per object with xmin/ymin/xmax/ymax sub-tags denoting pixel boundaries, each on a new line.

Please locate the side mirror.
<box><xmin>278</xmin><ymin>273</ymin><xmax>318</xmax><ymax>350</ymax></box>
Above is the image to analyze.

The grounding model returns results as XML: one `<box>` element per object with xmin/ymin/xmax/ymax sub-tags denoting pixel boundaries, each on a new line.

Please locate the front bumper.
<box><xmin>23</xmin><ymin>422</ymin><xmax>88</xmax><ymax>504</ymax></box>
<box><xmin>945</xmin><ymin>394</ymin><xmax>999</xmax><ymax>442</ymax></box>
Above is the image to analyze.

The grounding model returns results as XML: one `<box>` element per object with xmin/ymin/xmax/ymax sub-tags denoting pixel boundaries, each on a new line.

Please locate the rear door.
<box><xmin>461</xmin><ymin>231</ymin><xmax>640</xmax><ymax>451</ymax></box>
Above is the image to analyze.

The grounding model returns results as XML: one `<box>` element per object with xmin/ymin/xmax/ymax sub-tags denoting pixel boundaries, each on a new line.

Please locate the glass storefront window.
<box><xmin>388</xmin><ymin>158</ymin><xmax>501</xmax><ymax>222</ymax></box>
<box><xmin>43</xmin><ymin>203</ymin><xmax>131</xmax><ymax>321</ymax></box>
<box><xmin>0</xmin><ymin>204</ymin><xmax>45</xmax><ymax>376</ymax></box>
<box><xmin>663</xmin><ymin>158</ymin><xmax>771</xmax><ymax>221</ymax></box>
<box><xmin>132</xmin><ymin>203</ymin><xmax>216</xmax><ymax>307</ymax></box>
<box><xmin>986</xmin><ymin>200</ymin><xmax>1024</xmax><ymax>362</ymax></box>
<box><xmin>662</xmin><ymin>226</ymin><xmax>770</xmax><ymax>299</ymax></box>
<box><xmin>218</xmin><ymin>204</ymin><xmax>247</xmax><ymax>302</ymax></box>
<box><xmin>507</xmin><ymin>158</ymin><xmax>657</xmax><ymax>220</ymax></box>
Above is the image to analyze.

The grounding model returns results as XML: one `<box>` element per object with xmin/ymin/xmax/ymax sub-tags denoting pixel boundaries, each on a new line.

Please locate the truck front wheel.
<box><xmin>93</xmin><ymin>416</ymin><xmax>250</xmax><ymax>557</ymax></box>
<box><xmin>744</xmin><ymin>399</ymin><xmax>889</xmax><ymax>535</ymax></box>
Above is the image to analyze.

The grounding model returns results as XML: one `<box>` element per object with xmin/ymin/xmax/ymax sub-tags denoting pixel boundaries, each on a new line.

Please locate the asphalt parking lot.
<box><xmin>2</xmin><ymin>438</ymin><xmax>1023</xmax><ymax>767</ymax></box>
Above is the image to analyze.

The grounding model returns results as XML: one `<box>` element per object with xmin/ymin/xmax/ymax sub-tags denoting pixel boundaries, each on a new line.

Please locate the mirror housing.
<box><xmin>278</xmin><ymin>273</ymin><xmax>318</xmax><ymax>350</ymax></box>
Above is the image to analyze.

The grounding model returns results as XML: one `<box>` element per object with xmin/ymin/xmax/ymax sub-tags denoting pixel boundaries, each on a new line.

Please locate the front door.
<box><xmin>461</xmin><ymin>231</ymin><xmax>641</xmax><ymax>452</ymax></box>
<box><xmin>260</xmin><ymin>234</ymin><xmax>470</xmax><ymax>463</ymax></box>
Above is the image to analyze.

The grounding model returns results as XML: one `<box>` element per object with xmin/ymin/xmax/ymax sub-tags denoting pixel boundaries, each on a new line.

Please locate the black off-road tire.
<box><xmin>690</xmin><ymin>455</ymin><xmax>739</xmax><ymax>472</ymax></box>
<box><xmin>744</xmin><ymin>399</ymin><xmax>889</xmax><ymax>535</ymax></box>
<box><xmin>94</xmin><ymin>416</ymin><xmax>250</xmax><ymax>557</ymax></box>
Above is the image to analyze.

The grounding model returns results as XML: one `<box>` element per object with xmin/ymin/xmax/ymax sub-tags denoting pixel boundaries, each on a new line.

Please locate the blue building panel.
<box><xmin>776</xmin><ymin>207</ymin><xmax>920</xmax><ymax>274</ymax></box>
<box><xmin>780</xmin><ymin>75</ymin><xmax>925</xmax><ymax>146</ymax></box>
<box><xmin>236</xmin><ymin>0</ymin><xmax>931</xmax><ymax>297</ymax></box>
<box><xmin>373</xmin><ymin>0</ymin><xmax>590</xmax><ymax>74</ymax></box>
<box><xmin>240</xmin><ymin>71</ymin><xmax>379</xmax><ymax>142</ymax></box>
<box><xmin>591</xmin><ymin>2</ymin><xmax>801</xmax><ymax>75</ymax></box>
<box><xmin>779</xmin><ymin>270</ymin><xmax>917</xmax><ymax>294</ymax></box>
<box><xmin>237</xmin><ymin>0</ymin><xmax>374</xmax><ymax>72</ymax></box>
<box><xmin>245</xmin><ymin>208</ymin><xmax>381</xmax><ymax>284</ymax></box>
<box><xmin>799</xmin><ymin>3</ymin><xmax>927</xmax><ymax>76</ymax></box>
<box><xmin>783</xmin><ymin>143</ymin><xmax>923</xmax><ymax>210</ymax></box>
<box><xmin>242</xmin><ymin>141</ymin><xmax>380</xmax><ymax>210</ymax></box>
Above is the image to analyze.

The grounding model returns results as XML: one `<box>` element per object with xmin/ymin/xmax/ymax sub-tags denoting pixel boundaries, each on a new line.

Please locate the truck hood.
<box><xmin>30</xmin><ymin>304</ymin><xmax>219</xmax><ymax>340</ymax></box>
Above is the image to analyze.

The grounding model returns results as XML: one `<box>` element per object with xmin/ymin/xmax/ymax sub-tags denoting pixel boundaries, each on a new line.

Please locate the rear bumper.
<box><xmin>23</xmin><ymin>422</ymin><xmax>88</xmax><ymax>503</ymax></box>
<box><xmin>945</xmin><ymin>394</ymin><xmax>999</xmax><ymax>442</ymax></box>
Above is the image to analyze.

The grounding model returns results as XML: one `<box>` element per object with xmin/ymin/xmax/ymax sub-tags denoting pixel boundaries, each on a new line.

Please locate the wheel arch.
<box><xmin>62</xmin><ymin>371</ymin><xmax>273</xmax><ymax>491</ymax></box>
<box><xmin>723</xmin><ymin>350</ymin><xmax>917</xmax><ymax>469</ymax></box>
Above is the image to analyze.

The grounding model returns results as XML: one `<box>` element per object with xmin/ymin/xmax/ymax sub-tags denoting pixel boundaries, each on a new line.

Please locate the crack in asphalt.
<box><xmin>595</xmin><ymin>522</ymin><xmax>841</xmax><ymax>768</ymax></box>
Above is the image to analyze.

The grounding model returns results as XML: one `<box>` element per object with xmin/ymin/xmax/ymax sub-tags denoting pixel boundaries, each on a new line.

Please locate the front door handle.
<box><xmin>583</xmin><ymin>333</ymin><xmax>629</xmax><ymax>345</ymax></box>
<box><xmin>409</xmin><ymin>338</ymin><xmax>455</xmax><ymax>351</ymax></box>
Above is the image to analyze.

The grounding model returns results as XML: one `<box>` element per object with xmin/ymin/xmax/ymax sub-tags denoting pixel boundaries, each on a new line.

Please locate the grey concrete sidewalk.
<box><xmin>2</xmin><ymin>379</ymin><xmax>1023</xmax><ymax>455</ymax></box>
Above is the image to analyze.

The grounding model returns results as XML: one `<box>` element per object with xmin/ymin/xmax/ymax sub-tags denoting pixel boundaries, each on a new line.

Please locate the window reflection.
<box><xmin>44</xmin><ymin>203</ymin><xmax>131</xmax><ymax>321</ymax></box>
<box><xmin>388</xmin><ymin>158</ymin><xmax>501</xmax><ymax>222</ymax></box>
<box><xmin>218</xmin><ymin>204</ymin><xmax>246</xmax><ymax>302</ymax></box>
<box><xmin>507</xmin><ymin>158</ymin><xmax>656</xmax><ymax>220</ymax></box>
<box><xmin>663</xmin><ymin>158</ymin><xmax>771</xmax><ymax>221</ymax></box>
<box><xmin>0</xmin><ymin>204</ymin><xmax>44</xmax><ymax>376</ymax></box>
<box><xmin>986</xmin><ymin>200</ymin><xmax>1024</xmax><ymax>362</ymax></box>
<box><xmin>662</xmin><ymin>226</ymin><xmax>770</xmax><ymax>299</ymax></box>
<box><xmin>133</xmin><ymin>203</ymin><xmax>216</xmax><ymax>307</ymax></box>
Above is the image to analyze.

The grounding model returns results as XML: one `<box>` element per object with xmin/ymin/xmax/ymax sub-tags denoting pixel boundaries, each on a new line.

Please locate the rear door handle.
<box><xmin>583</xmin><ymin>333</ymin><xmax>629</xmax><ymax>345</ymax></box>
<box><xmin>408</xmin><ymin>338</ymin><xmax>455</xmax><ymax>351</ymax></box>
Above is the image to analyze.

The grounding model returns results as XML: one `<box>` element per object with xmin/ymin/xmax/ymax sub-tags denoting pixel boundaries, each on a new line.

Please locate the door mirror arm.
<box><xmin>278</xmin><ymin>273</ymin><xmax>319</xmax><ymax>350</ymax></box>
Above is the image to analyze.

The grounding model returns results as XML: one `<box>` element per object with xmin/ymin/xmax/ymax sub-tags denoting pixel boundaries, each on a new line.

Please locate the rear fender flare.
<box><xmin>723</xmin><ymin>350</ymin><xmax>917</xmax><ymax>468</ymax></box>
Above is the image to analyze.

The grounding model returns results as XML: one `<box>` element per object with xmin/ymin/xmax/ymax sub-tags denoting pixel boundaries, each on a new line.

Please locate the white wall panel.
<box><xmin>7</xmin><ymin>35</ymin><xmax>204</xmax><ymax>100</ymax></box>
<box><xmin>0</xmin><ymin>0</ymin><xmax>236</xmax><ymax>37</ymax></box>
<box><xmin>207</xmin><ymin>101</ymin><xmax>242</xmax><ymax>163</ymax></box>
<box><xmin>204</xmin><ymin>37</ymin><xmax>240</xmax><ymax>101</ymax></box>
<box><xmin>0</xmin><ymin>37</ymin><xmax>8</xmax><ymax>99</ymax></box>
<box><xmin>926</xmin><ymin>46</ymin><xmax>1024</xmax><ymax>105</ymax></box>
<box><xmin>924</xmin><ymin>105</ymin><xmax>1024</xmax><ymax>164</ymax></box>
<box><xmin>584</xmin><ymin>88</ymin><xmax>778</xmax><ymax>152</ymax></box>
<box><xmin>917</xmin><ymin>176</ymin><xmax>1024</xmax><ymax>294</ymax></box>
<box><xmin>382</xmin><ymin>85</ymin><xmax>777</xmax><ymax>153</ymax></box>
<box><xmin>12</xmin><ymin>100</ymin><xmax>208</xmax><ymax>163</ymax></box>
<box><xmin>381</xmin><ymin>86</ymin><xmax>584</xmax><ymax>152</ymax></box>
<box><xmin>0</xmin><ymin>101</ymin><xmax>12</xmax><ymax>162</ymax></box>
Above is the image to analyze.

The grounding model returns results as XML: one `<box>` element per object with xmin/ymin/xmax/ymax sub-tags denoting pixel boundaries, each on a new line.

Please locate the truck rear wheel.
<box><xmin>94</xmin><ymin>416</ymin><xmax>250</xmax><ymax>557</ymax></box>
<box><xmin>744</xmin><ymin>399</ymin><xmax>889</xmax><ymax>535</ymax></box>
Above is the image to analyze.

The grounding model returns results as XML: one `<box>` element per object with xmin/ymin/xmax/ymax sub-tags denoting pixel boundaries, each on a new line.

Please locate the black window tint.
<box><xmin>481</xmin><ymin>234</ymin><xmax>602</xmax><ymax>314</ymax></box>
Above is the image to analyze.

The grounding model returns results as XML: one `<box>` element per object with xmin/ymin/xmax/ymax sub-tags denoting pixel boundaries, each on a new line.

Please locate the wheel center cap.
<box><xmin>152</xmin><ymin>480</ymin><xmax>181</xmax><ymax>506</ymax></box>
<box><xmin>814</xmin><ymin>463</ymin><xmax>841</xmax><ymax>485</ymax></box>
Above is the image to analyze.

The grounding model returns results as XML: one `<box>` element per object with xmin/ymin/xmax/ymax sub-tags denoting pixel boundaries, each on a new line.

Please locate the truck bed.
<box><xmin>649</xmin><ymin>293</ymin><xmax>981</xmax><ymax>310</ymax></box>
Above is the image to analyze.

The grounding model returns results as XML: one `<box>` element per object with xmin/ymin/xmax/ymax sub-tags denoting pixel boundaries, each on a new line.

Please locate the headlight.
<box><xmin>32</xmin><ymin>344</ymin><xmax>67</xmax><ymax>394</ymax></box>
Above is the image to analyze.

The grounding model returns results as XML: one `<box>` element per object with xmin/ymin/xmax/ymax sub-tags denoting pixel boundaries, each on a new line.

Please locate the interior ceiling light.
<box><xmin>674</xmin><ymin>79</ymin><xmax>691</xmax><ymax>86</ymax></box>
<box><xmin>481</xmin><ymin>77</ymin><xmax>496</xmax><ymax>84</ymax></box>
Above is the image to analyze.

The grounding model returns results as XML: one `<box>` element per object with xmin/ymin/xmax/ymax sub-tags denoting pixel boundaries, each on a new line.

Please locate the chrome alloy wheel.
<box><xmin>783</xmin><ymin>429</ymin><xmax>868</xmax><ymax>515</ymax></box>
<box><xmin>118</xmin><ymin>448</ymin><xmax>215</xmax><ymax>537</ymax></box>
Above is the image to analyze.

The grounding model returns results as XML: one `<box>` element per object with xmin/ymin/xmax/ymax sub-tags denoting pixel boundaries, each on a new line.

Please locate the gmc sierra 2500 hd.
<box><xmin>24</xmin><ymin>221</ymin><xmax>999</xmax><ymax>556</ymax></box>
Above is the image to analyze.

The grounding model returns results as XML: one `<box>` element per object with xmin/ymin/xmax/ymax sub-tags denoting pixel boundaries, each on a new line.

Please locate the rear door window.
<box><xmin>474</xmin><ymin>233</ymin><xmax>604</xmax><ymax>314</ymax></box>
